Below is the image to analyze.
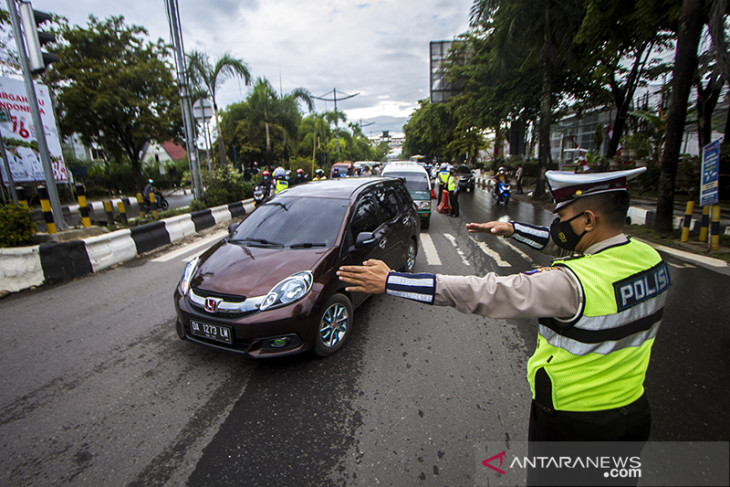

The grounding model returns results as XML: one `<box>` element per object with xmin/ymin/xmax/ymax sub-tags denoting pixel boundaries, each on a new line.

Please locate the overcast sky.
<box><xmin>31</xmin><ymin>0</ymin><xmax>474</xmax><ymax>137</ymax></box>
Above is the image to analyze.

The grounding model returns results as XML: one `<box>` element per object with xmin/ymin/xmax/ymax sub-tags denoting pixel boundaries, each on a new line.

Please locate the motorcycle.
<box><xmin>145</xmin><ymin>190</ymin><xmax>169</xmax><ymax>211</ymax></box>
<box><xmin>253</xmin><ymin>185</ymin><xmax>268</xmax><ymax>207</ymax></box>
<box><xmin>494</xmin><ymin>181</ymin><xmax>511</xmax><ymax>205</ymax></box>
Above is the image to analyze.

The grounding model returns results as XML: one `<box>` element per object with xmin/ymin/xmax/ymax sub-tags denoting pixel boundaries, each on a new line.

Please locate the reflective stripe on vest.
<box><xmin>527</xmin><ymin>238</ymin><xmax>671</xmax><ymax>411</ymax></box>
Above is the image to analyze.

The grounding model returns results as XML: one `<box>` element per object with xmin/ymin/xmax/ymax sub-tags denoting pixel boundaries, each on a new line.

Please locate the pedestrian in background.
<box><xmin>337</xmin><ymin>168</ymin><xmax>668</xmax><ymax>485</ymax></box>
<box><xmin>447</xmin><ymin>167</ymin><xmax>459</xmax><ymax>217</ymax></box>
<box><xmin>437</xmin><ymin>163</ymin><xmax>450</xmax><ymax>205</ymax></box>
<box><xmin>515</xmin><ymin>163</ymin><xmax>524</xmax><ymax>194</ymax></box>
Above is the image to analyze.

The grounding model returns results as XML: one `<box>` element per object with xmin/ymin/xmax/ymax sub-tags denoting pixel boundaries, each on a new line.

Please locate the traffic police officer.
<box><xmin>447</xmin><ymin>167</ymin><xmax>459</xmax><ymax>217</ymax></box>
<box><xmin>437</xmin><ymin>163</ymin><xmax>450</xmax><ymax>205</ymax></box>
<box><xmin>337</xmin><ymin>168</ymin><xmax>670</xmax><ymax>480</ymax></box>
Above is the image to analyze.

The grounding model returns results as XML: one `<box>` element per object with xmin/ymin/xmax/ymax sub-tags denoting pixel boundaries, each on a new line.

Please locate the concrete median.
<box><xmin>1</xmin><ymin>200</ymin><xmax>250</xmax><ymax>296</ymax></box>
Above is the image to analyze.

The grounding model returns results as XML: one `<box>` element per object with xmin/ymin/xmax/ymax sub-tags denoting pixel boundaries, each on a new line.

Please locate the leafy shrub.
<box><xmin>0</xmin><ymin>204</ymin><xmax>33</xmax><ymax>247</ymax></box>
<box><xmin>202</xmin><ymin>167</ymin><xmax>253</xmax><ymax>207</ymax></box>
<box><xmin>189</xmin><ymin>200</ymin><xmax>207</xmax><ymax>212</ymax></box>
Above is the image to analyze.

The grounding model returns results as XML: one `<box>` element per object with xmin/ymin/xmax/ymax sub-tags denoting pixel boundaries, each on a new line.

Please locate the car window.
<box><xmin>373</xmin><ymin>185</ymin><xmax>398</xmax><ymax>222</ymax></box>
<box><xmin>390</xmin><ymin>183</ymin><xmax>412</xmax><ymax>208</ymax></box>
<box><xmin>230</xmin><ymin>196</ymin><xmax>348</xmax><ymax>247</ymax></box>
<box><xmin>350</xmin><ymin>194</ymin><xmax>380</xmax><ymax>235</ymax></box>
<box><xmin>383</xmin><ymin>171</ymin><xmax>429</xmax><ymax>192</ymax></box>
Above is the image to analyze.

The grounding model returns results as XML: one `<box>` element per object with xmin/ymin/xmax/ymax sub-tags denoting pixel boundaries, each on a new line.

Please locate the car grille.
<box><xmin>188</xmin><ymin>288</ymin><xmax>264</xmax><ymax>318</ymax></box>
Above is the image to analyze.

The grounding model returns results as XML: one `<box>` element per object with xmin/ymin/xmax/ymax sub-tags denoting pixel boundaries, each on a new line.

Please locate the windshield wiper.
<box><xmin>289</xmin><ymin>242</ymin><xmax>327</xmax><ymax>249</ymax></box>
<box><xmin>230</xmin><ymin>238</ymin><xmax>284</xmax><ymax>248</ymax></box>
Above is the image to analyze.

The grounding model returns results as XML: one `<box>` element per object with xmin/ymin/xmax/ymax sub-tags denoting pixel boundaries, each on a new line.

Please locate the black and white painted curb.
<box><xmin>1</xmin><ymin>201</ymin><xmax>249</xmax><ymax>294</ymax></box>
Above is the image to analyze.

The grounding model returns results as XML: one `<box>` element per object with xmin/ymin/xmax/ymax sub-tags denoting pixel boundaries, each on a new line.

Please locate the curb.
<box><xmin>1</xmin><ymin>200</ymin><xmax>251</xmax><ymax>295</ymax></box>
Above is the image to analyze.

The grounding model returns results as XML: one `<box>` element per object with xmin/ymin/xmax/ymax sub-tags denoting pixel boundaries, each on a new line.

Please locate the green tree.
<box><xmin>656</xmin><ymin>0</ymin><xmax>707</xmax><ymax>231</ymax></box>
<box><xmin>246</xmin><ymin>77</ymin><xmax>313</xmax><ymax>165</ymax></box>
<box><xmin>298</xmin><ymin>113</ymin><xmax>332</xmax><ymax>170</ymax></box>
<box><xmin>469</xmin><ymin>0</ymin><xmax>590</xmax><ymax>197</ymax></box>
<box><xmin>403</xmin><ymin>99</ymin><xmax>459</xmax><ymax>162</ymax></box>
<box><xmin>575</xmin><ymin>0</ymin><xmax>679</xmax><ymax>158</ymax></box>
<box><xmin>48</xmin><ymin>16</ymin><xmax>181</xmax><ymax>188</ymax></box>
<box><xmin>187</xmin><ymin>50</ymin><xmax>252</xmax><ymax>166</ymax></box>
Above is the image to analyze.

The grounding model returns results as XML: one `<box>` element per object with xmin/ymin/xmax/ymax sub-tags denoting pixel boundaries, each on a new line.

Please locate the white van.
<box><xmin>382</xmin><ymin>162</ymin><xmax>433</xmax><ymax>229</ymax></box>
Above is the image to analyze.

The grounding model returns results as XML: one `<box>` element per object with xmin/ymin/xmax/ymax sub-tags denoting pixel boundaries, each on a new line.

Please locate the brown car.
<box><xmin>173</xmin><ymin>177</ymin><xmax>420</xmax><ymax>358</ymax></box>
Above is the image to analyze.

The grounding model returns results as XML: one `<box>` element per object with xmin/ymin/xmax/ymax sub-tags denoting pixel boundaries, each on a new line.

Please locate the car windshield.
<box><xmin>385</xmin><ymin>172</ymin><xmax>429</xmax><ymax>193</ymax></box>
<box><xmin>229</xmin><ymin>197</ymin><xmax>348</xmax><ymax>248</ymax></box>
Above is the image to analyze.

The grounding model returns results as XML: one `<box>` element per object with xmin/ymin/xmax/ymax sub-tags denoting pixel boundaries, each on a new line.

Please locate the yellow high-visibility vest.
<box><xmin>527</xmin><ymin>239</ymin><xmax>670</xmax><ymax>411</ymax></box>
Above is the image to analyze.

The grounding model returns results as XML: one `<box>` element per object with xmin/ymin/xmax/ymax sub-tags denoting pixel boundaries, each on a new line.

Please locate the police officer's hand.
<box><xmin>466</xmin><ymin>221</ymin><xmax>514</xmax><ymax>237</ymax></box>
<box><xmin>337</xmin><ymin>259</ymin><xmax>391</xmax><ymax>294</ymax></box>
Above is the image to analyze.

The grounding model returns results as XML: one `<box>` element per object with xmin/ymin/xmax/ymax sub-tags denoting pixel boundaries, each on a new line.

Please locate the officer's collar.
<box><xmin>582</xmin><ymin>234</ymin><xmax>629</xmax><ymax>255</ymax></box>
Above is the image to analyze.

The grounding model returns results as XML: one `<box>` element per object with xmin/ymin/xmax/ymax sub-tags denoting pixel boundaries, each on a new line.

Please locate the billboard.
<box><xmin>0</xmin><ymin>76</ymin><xmax>68</xmax><ymax>183</ymax></box>
<box><xmin>430</xmin><ymin>40</ymin><xmax>460</xmax><ymax>104</ymax></box>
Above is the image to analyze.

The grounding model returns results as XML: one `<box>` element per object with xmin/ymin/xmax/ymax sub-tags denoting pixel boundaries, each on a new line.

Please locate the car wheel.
<box><xmin>401</xmin><ymin>239</ymin><xmax>417</xmax><ymax>273</ymax></box>
<box><xmin>313</xmin><ymin>293</ymin><xmax>353</xmax><ymax>357</ymax></box>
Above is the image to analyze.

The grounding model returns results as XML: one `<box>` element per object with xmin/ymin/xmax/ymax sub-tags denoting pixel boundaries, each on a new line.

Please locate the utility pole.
<box><xmin>313</xmin><ymin>88</ymin><xmax>358</xmax><ymax>154</ymax></box>
<box><xmin>164</xmin><ymin>0</ymin><xmax>203</xmax><ymax>200</ymax></box>
<box><xmin>6</xmin><ymin>0</ymin><xmax>66</xmax><ymax>229</ymax></box>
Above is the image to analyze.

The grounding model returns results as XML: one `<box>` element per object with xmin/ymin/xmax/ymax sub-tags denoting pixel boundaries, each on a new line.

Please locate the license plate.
<box><xmin>190</xmin><ymin>320</ymin><xmax>233</xmax><ymax>344</ymax></box>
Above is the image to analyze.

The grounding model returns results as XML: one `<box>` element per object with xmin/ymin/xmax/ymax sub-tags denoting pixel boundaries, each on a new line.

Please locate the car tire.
<box><xmin>400</xmin><ymin>239</ymin><xmax>417</xmax><ymax>273</ymax></box>
<box><xmin>313</xmin><ymin>293</ymin><xmax>353</xmax><ymax>357</ymax></box>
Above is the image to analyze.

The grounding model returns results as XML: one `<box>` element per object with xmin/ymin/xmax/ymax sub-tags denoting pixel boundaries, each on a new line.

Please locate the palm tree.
<box><xmin>187</xmin><ymin>50</ymin><xmax>251</xmax><ymax>166</ymax></box>
<box><xmin>247</xmin><ymin>77</ymin><xmax>313</xmax><ymax>165</ymax></box>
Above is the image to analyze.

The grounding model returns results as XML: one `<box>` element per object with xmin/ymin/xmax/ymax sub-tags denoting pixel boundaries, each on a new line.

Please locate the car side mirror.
<box><xmin>228</xmin><ymin>222</ymin><xmax>239</xmax><ymax>234</ymax></box>
<box><xmin>355</xmin><ymin>231</ymin><xmax>375</xmax><ymax>248</ymax></box>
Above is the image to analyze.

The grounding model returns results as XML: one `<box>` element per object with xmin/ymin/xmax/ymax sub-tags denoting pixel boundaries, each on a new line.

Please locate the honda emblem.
<box><xmin>205</xmin><ymin>297</ymin><xmax>222</xmax><ymax>313</ymax></box>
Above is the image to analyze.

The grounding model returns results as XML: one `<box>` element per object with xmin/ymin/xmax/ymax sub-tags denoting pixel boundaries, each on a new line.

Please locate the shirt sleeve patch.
<box><xmin>522</xmin><ymin>266</ymin><xmax>557</xmax><ymax>275</ymax></box>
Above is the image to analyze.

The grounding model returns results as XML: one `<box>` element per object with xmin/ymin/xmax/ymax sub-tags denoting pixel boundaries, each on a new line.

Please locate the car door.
<box><xmin>372</xmin><ymin>183</ymin><xmax>414</xmax><ymax>269</ymax></box>
<box><xmin>341</xmin><ymin>192</ymin><xmax>388</xmax><ymax>306</ymax></box>
<box><xmin>389</xmin><ymin>182</ymin><xmax>419</xmax><ymax>263</ymax></box>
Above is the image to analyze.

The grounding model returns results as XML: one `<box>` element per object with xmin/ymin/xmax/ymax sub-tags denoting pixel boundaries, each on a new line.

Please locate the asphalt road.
<box><xmin>1</xmin><ymin>188</ymin><xmax>728</xmax><ymax>486</ymax></box>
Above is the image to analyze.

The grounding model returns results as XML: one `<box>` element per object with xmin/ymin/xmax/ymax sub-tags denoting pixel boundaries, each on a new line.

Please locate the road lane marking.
<box><xmin>473</xmin><ymin>239</ymin><xmax>511</xmax><ymax>267</ymax></box>
<box><xmin>152</xmin><ymin>230</ymin><xmax>228</xmax><ymax>263</ymax></box>
<box><xmin>500</xmin><ymin>238</ymin><xmax>532</xmax><ymax>262</ymax></box>
<box><xmin>667</xmin><ymin>262</ymin><xmax>696</xmax><ymax>269</ymax></box>
<box><xmin>444</xmin><ymin>233</ymin><xmax>471</xmax><ymax>266</ymax></box>
<box><xmin>420</xmin><ymin>233</ymin><xmax>442</xmax><ymax>265</ymax></box>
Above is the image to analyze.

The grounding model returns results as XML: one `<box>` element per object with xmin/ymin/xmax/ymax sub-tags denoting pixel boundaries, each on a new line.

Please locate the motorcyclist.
<box><xmin>294</xmin><ymin>168</ymin><xmax>306</xmax><ymax>185</ymax></box>
<box><xmin>260</xmin><ymin>170</ymin><xmax>273</xmax><ymax>197</ymax></box>
<box><xmin>493</xmin><ymin>167</ymin><xmax>507</xmax><ymax>197</ymax></box>
<box><xmin>313</xmin><ymin>169</ymin><xmax>326</xmax><ymax>180</ymax></box>
<box><xmin>142</xmin><ymin>179</ymin><xmax>156</xmax><ymax>209</ymax></box>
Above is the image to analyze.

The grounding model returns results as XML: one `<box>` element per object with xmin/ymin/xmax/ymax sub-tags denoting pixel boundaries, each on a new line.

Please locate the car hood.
<box><xmin>191</xmin><ymin>240</ymin><xmax>335</xmax><ymax>297</ymax></box>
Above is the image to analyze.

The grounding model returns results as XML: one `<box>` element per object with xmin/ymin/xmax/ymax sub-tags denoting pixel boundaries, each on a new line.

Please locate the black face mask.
<box><xmin>550</xmin><ymin>212</ymin><xmax>587</xmax><ymax>251</ymax></box>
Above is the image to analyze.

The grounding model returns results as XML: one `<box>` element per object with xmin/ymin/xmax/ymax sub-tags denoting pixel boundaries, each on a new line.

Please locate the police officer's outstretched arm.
<box><xmin>338</xmin><ymin>259</ymin><xmax>390</xmax><ymax>295</ymax></box>
<box><xmin>466</xmin><ymin>221</ymin><xmax>514</xmax><ymax>237</ymax></box>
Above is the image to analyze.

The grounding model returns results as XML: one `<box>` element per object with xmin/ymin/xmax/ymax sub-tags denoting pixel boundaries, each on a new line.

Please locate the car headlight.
<box><xmin>418</xmin><ymin>201</ymin><xmax>431</xmax><ymax>210</ymax></box>
<box><xmin>179</xmin><ymin>256</ymin><xmax>199</xmax><ymax>295</ymax></box>
<box><xmin>260</xmin><ymin>271</ymin><xmax>313</xmax><ymax>311</ymax></box>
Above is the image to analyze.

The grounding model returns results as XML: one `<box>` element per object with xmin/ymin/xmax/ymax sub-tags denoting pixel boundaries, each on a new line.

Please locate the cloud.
<box><xmin>32</xmin><ymin>0</ymin><xmax>472</xmax><ymax>133</ymax></box>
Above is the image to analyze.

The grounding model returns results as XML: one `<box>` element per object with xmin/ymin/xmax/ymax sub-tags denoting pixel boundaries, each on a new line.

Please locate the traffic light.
<box><xmin>18</xmin><ymin>1</ymin><xmax>59</xmax><ymax>74</ymax></box>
